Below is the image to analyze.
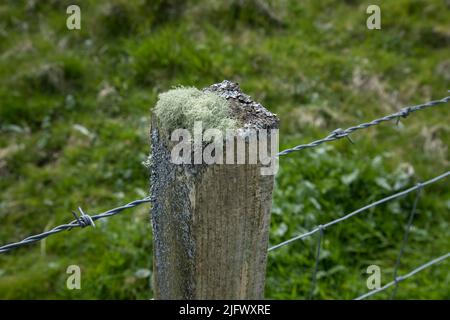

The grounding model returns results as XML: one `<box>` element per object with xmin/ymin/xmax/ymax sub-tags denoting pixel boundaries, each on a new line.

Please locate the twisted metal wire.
<box><xmin>268</xmin><ymin>170</ymin><xmax>450</xmax><ymax>252</ymax></box>
<box><xmin>354</xmin><ymin>252</ymin><xmax>450</xmax><ymax>300</ymax></box>
<box><xmin>277</xmin><ymin>94</ymin><xmax>450</xmax><ymax>156</ymax></box>
<box><xmin>0</xmin><ymin>197</ymin><xmax>151</xmax><ymax>253</ymax></box>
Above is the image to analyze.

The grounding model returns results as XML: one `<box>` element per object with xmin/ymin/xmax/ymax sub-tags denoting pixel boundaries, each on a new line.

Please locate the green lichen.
<box><xmin>153</xmin><ymin>87</ymin><xmax>236</xmax><ymax>134</ymax></box>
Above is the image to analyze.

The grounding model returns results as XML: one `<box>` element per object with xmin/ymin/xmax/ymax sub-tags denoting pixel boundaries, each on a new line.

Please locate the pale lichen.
<box><xmin>153</xmin><ymin>86</ymin><xmax>237</xmax><ymax>134</ymax></box>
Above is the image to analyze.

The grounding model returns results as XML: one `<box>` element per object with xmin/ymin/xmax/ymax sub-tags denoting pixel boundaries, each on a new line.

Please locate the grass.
<box><xmin>0</xmin><ymin>0</ymin><xmax>449</xmax><ymax>299</ymax></box>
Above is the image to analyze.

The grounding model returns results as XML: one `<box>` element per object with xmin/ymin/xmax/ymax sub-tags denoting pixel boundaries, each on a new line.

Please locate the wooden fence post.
<box><xmin>150</xmin><ymin>80</ymin><xmax>279</xmax><ymax>299</ymax></box>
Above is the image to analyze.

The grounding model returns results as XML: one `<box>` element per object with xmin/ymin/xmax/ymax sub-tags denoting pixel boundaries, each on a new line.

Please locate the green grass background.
<box><xmin>0</xmin><ymin>0</ymin><xmax>449</xmax><ymax>299</ymax></box>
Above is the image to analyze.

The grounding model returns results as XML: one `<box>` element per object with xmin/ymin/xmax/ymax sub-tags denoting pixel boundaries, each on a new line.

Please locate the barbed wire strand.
<box><xmin>0</xmin><ymin>197</ymin><xmax>152</xmax><ymax>254</ymax></box>
<box><xmin>268</xmin><ymin>170</ymin><xmax>450</xmax><ymax>252</ymax></box>
<box><xmin>277</xmin><ymin>94</ymin><xmax>450</xmax><ymax>156</ymax></box>
<box><xmin>390</xmin><ymin>185</ymin><xmax>422</xmax><ymax>299</ymax></box>
<box><xmin>308</xmin><ymin>225</ymin><xmax>324</xmax><ymax>300</ymax></box>
<box><xmin>354</xmin><ymin>252</ymin><xmax>450</xmax><ymax>300</ymax></box>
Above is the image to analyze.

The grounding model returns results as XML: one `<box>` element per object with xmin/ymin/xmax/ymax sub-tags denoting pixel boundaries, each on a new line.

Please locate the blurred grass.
<box><xmin>0</xmin><ymin>0</ymin><xmax>449</xmax><ymax>299</ymax></box>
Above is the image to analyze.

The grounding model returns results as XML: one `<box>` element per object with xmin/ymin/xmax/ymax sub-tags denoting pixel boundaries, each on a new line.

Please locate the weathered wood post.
<box><xmin>150</xmin><ymin>80</ymin><xmax>279</xmax><ymax>299</ymax></box>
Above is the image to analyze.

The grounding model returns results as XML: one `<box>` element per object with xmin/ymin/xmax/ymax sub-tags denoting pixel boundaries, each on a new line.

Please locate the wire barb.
<box><xmin>70</xmin><ymin>207</ymin><xmax>95</xmax><ymax>230</ymax></box>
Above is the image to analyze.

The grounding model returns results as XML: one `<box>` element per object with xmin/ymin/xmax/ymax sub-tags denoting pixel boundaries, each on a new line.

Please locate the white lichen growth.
<box><xmin>142</xmin><ymin>154</ymin><xmax>152</xmax><ymax>169</ymax></box>
<box><xmin>153</xmin><ymin>87</ymin><xmax>236</xmax><ymax>134</ymax></box>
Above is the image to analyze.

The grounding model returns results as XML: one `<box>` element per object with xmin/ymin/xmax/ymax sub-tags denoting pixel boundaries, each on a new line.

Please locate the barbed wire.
<box><xmin>1</xmin><ymin>94</ymin><xmax>449</xmax><ymax>300</ymax></box>
<box><xmin>268</xmin><ymin>170</ymin><xmax>450</xmax><ymax>252</ymax></box>
<box><xmin>0</xmin><ymin>197</ymin><xmax>151</xmax><ymax>254</ymax></box>
<box><xmin>277</xmin><ymin>93</ymin><xmax>450</xmax><ymax>156</ymax></box>
<box><xmin>354</xmin><ymin>252</ymin><xmax>450</xmax><ymax>300</ymax></box>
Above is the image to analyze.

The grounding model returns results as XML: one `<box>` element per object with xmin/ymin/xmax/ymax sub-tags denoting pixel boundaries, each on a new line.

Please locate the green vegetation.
<box><xmin>0</xmin><ymin>0</ymin><xmax>449</xmax><ymax>299</ymax></box>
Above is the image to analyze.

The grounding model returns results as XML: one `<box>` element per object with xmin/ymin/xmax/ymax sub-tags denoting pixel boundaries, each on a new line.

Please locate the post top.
<box><xmin>205</xmin><ymin>80</ymin><xmax>279</xmax><ymax>130</ymax></box>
